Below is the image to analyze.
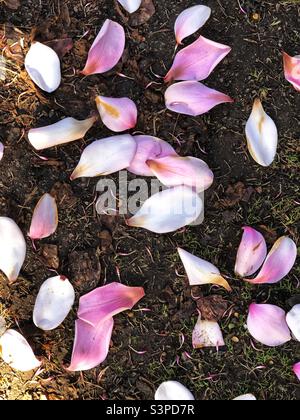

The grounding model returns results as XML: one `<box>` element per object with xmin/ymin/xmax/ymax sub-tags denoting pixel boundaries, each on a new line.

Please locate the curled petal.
<box><xmin>165</xmin><ymin>36</ymin><xmax>231</xmax><ymax>82</ymax></box>
<box><xmin>175</xmin><ymin>5</ymin><xmax>211</xmax><ymax>45</ymax></box>
<box><xmin>286</xmin><ymin>305</ymin><xmax>300</xmax><ymax>342</ymax></box>
<box><xmin>117</xmin><ymin>0</ymin><xmax>142</xmax><ymax>13</ymax></box>
<box><xmin>70</xmin><ymin>134</ymin><xmax>137</xmax><ymax>180</ymax></box>
<box><xmin>33</xmin><ymin>276</ymin><xmax>75</xmax><ymax>331</ymax></box>
<box><xmin>155</xmin><ymin>381</ymin><xmax>195</xmax><ymax>401</ymax></box>
<box><xmin>127</xmin><ymin>186</ymin><xmax>203</xmax><ymax>234</ymax></box>
<box><xmin>245</xmin><ymin>99</ymin><xmax>278</xmax><ymax>167</ymax></box>
<box><xmin>293</xmin><ymin>362</ymin><xmax>300</xmax><ymax>381</ymax></box>
<box><xmin>192</xmin><ymin>315</ymin><xmax>225</xmax><ymax>349</ymax></box>
<box><xmin>0</xmin><ymin>329</ymin><xmax>41</xmax><ymax>372</ymax></box>
<box><xmin>234</xmin><ymin>227</ymin><xmax>267</xmax><ymax>277</ymax></box>
<box><xmin>233</xmin><ymin>394</ymin><xmax>256</xmax><ymax>401</ymax></box>
<box><xmin>96</xmin><ymin>96</ymin><xmax>137</xmax><ymax>132</ymax></box>
<box><xmin>165</xmin><ymin>81</ymin><xmax>233</xmax><ymax>116</ymax></box>
<box><xmin>283</xmin><ymin>52</ymin><xmax>300</xmax><ymax>92</ymax></box>
<box><xmin>147</xmin><ymin>156</ymin><xmax>214</xmax><ymax>192</ymax></box>
<box><xmin>29</xmin><ymin>193</ymin><xmax>58</xmax><ymax>240</ymax></box>
<box><xmin>28</xmin><ymin>116</ymin><xmax>96</xmax><ymax>150</ymax></box>
<box><xmin>0</xmin><ymin>142</ymin><xmax>4</xmax><ymax>161</ymax></box>
<box><xmin>0</xmin><ymin>217</ymin><xmax>26</xmax><ymax>283</ymax></box>
<box><xmin>82</xmin><ymin>19</ymin><xmax>125</xmax><ymax>76</ymax></box>
<box><xmin>247</xmin><ymin>237</ymin><xmax>297</xmax><ymax>284</ymax></box>
<box><xmin>178</xmin><ymin>248</ymin><xmax>231</xmax><ymax>291</ymax></box>
<box><xmin>247</xmin><ymin>303</ymin><xmax>291</xmax><ymax>347</ymax></box>
<box><xmin>25</xmin><ymin>42</ymin><xmax>61</xmax><ymax>93</ymax></box>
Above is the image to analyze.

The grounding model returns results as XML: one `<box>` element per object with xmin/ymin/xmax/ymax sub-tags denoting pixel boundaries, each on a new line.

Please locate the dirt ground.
<box><xmin>0</xmin><ymin>0</ymin><xmax>299</xmax><ymax>400</ymax></box>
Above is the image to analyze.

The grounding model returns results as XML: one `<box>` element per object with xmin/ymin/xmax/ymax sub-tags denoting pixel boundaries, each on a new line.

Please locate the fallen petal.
<box><xmin>82</xmin><ymin>19</ymin><xmax>125</xmax><ymax>76</ymax></box>
<box><xmin>175</xmin><ymin>5</ymin><xmax>211</xmax><ymax>45</ymax></box>
<box><xmin>29</xmin><ymin>193</ymin><xmax>58</xmax><ymax>240</ymax></box>
<box><xmin>0</xmin><ymin>142</ymin><xmax>4</xmax><ymax>161</ymax></box>
<box><xmin>178</xmin><ymin>248</ymin><xmax>231</xmax><ymax>291</ymax></box>
<box><xmin>283</xmin><ymin>52</ymin><xmax>300</xmax><ymax>92</ymax></box>
<box><xmin>117</xmin><ymin>0</ymin><xmax>142</xmax><ymax>13</ymax></box>
<box><xmin>192</xmin><ymin>315</ymin><xmax>225</xmax><ymax>349</ymax></box>
<box><xmin>247</xmin><ymin>303</ymin><xmax>291</xmax><ymax>347</ymax></box>
<box><xmin>96</xmin><ymin>96</ymin><xmax>137</xmax><ymax>132</ymax></box>
<box><xmin>233</xmin><ymin>394</ymin><xmax>257</xmax><ymax>401</ymax></box>
<box><xmin>245</xmin><ymin>98</ymin><xmax>278</xmax><ymax>167</ymax></box>
<box><xmin>293</xmin><ymin>362</ymin><xmax>300</xmax><ymax>381</ymax></box>
<box><xmin>286</xmin><ymin>304</ymin><xmax>300</xmax><ymax>342</ymax></box>
<box><xmin>165</xmin><ymin>81</ymin><xmax>233</xmax><ymax>116</ymax></box>
<box><xmin>155</xmin><ymin>381</ymin><xmax>195</xmax><ymax>400</ymax></box>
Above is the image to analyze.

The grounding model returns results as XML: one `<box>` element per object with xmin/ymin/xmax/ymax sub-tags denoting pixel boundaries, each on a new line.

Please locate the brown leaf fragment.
<box><xmin>197</xmin><ymin>295</ymin><xmax>229</xmax><ymax>322</ymax></box>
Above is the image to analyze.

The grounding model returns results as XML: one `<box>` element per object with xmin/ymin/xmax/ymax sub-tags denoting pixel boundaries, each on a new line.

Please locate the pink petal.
<box><xmin>165</xmin><ymin>81</ymin><xmax>233</xmax><ymax>116</ymax></box>
<box><xmin>0</xmin><ymin>142</ymin><xmax>4</xmax><ymax>161</ymax></box>
<box><xmin>247</xmin><ymin>303</ymin><xmax>291</xmax><ymax>347</ymax></box>
<box><xmin>81</xmin><ymin>19</ymin><xmax>125</xmax><ymax>76</ymax></box>
<box><xmin>127</xmin><ymin>135</ymin><xmax>177</xmax><ymax>176</ymax></box>
<box><xmin>96</xmin><ymin>96</ymin><xmax>137</xmax><ymax>132</ymax></box>
<box><xmin>293</xmin><ymin>362</ymin><xmax>300</xmax><ymax>381</ymax></box>
<box><xmin>247</xmin><ymin>237</ymin><xmax>297</xmax><ymax>284</ymax></box>
<box><xmin>283</xmin><ymin>52</ymin><xmax>300</xmax><ymax>92</ymax></box>
<box><xmin>29</xmin><ymin>193</ymin><xmax>58</xmax><ymax>240</ymax></box>
<box><xmin>165</xmin><ymin>36</ymin><xmax>231</xmax><ymax>83</ymax></box>
<box><xmin>234</xmin><ymin>227</ymin><xmax>267</xmax><ymax>277</ymax></box>
<box><xmin>175</xmin><ymin>5</ymin><xmax>211</xmax><ymax>45</ymax></box>
<box><xmin>67</xmin><ymin>318</ymin><xmax>114</xmax><ymax>372</ymax></box>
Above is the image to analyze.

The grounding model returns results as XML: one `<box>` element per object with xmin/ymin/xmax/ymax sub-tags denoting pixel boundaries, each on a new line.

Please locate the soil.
<box><xmin>0</xmin><ymin>0</ymin><xmax>299</xmax><ymax>400</ymax></box>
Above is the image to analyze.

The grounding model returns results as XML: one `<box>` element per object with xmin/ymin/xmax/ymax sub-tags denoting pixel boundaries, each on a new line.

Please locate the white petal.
<box><xmin>286</xmin><ymin>304</ymin><xmax>300</xmax><ymax>342</ymax></box>
<box><xmin>233</xmin><ymin>394</ymin><xmax>257</xmax><ymax>401</ymax></box>
<box><xmin>245</xmin><ymin>99</ymin><xmax>278</xmax><ymax>167</ymax></box>
<box><xmin>155</xmin><ymin>381</ymin><xmax>195</xmax><ymax>401</ymax></box>
<box><xmin>175</xmin><ymin>5</ymin><xmax>211</xmax><ymax>44</ymax></box>
<box><xmin>25</xmin><ymin>42</ymin><xmax>61</xmax><ymax>93</ymax></box>
<box><xmin>0</xmin><ymin>142</ymin><xmax>4</xmax><ymax>161</ymax></box>
<box><xmin>117</xmin><ymin>0</ymin><xmax>142</xmax><ymax>13</ymax></box>
<box><xmin>33</xmin><ymin>276</ymin><xmax>75</xmax><ymax>331</ymax></box>
<box><xmin>192</xmin><ymin>315</ymin><xmax>225</xmax><ymax>349</ymax></box>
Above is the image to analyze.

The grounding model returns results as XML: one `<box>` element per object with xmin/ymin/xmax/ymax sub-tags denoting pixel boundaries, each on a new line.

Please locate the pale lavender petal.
<box><xmin>29</xmin><ymin>193</ymin><xmax>58</xmax><ymax>240</ymax></box>
<box><xmin>96</xmin><ymin>96</ymin><xmax>137</xmax><ymax>132</ymax></box>
<box><xmin>286</xmin><ymin>305</ymin><xmax>300</xmax><ymax>342</ymax></box>
<box><xmin>0</xmin><ymin>142</ymin><xmax>4</xmax><ymax>161</ymax></box>
<box><xmin>117</xmin><ymin>0</ymin><xmax>142</xmax><ymax>13</ymax></box>
<box><xmin>283</xmin><ymin>52</ymin><xmax>300</xmax><ymax>92</ymax></box>
<box><xmin>235</xmin><ymin>227</ymin><xmax>267</xmax><ymax>277</ymax></box>
<box><xmin>175</xmin><ymin>5</ymin><xmax>211</xmax><ymax>44</ymax></box>
<box><xmin>293</xmin><ymin>362</ymin><xmax>300</xmax><ymax>381</ymax></box>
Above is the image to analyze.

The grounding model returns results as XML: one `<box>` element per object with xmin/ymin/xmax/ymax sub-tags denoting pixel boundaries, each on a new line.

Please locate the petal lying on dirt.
<box><xmin>147</xmin><ymin>156</ymin><xmax>214</xmax><ymax>192</ymax></box>
<box><xmin>286</xmin><ymin>304</ymin><xmax>300</xmax><ymax>342</ymax></box>
<box><xmin>165</xmin><ymin>36</ymin><xmax>231</xmax><ymax>82</ymax></box>
<box><xmin>283</xmin><ymin>52</ymin><xmax>300</xmax><ymax>92</ymax></box>
<box><xmin>28</xmin><ymin>116</ymin><xmax>97</xmax><ymax>150</ymax></box>
<box><xmin>117</xmin><ymin>0</ymin><xmax>142</xmax><ymax>13</ymax></box>
<box><xmin>293</xmin><ymin>362</ymin><xmax>300</xmax><ymax>381</ymax></box>
<box><xmin>33</xmin><ymin>276</ymin><xmax>75</xmax><ymax>331</ymax></box>
<box><xmin>78</xmin><ymin>282</ymin><xmax>145</xmax><ymax>326</ymax></box>
<box><xmin>127</xmin><ymin>135</ymin><xmax>177</xmax><ymax>176</ymax></box>
<box><xmin>165</xmin><ymin>81</ymin><xmax>233</xmax><ymax>116</ymax></box>
<box><xmin>0</xmin><ymin>217</ymin><xmax>26</xmax><ymax>283</ymax></box>
<box><xmin>247</xmin><ymin>237</ymin><xmax>297</xmax><ymax>284</ymax></box>
<box><xmin>192</xmin><ymin>315</ymin><xmax>225</xmax><ymax>349</ymax></box>
<box><xmin>0</xmin><ymin>329</ymin><xmax>41</xmax><ymax>372</ymax></box>
<box><xmin>0</xmin><ymin>142</ymin><xmax>4</xmax><ymax>161</ymax></box>
<box><xmin>155</xmin><ymin>381</ymin><xmax>195</xmax><ymax>400</ymax></box>
<box><xmin>175</xmin><ymin>5</ymin><xmax>211</xmax><ymax>45</ymax></box>
<box><xmin>233</xmin><ymin>394</ymin><xmax>257</xmax><ymax>401</ymax></box>
<box><xmin>81</xmin><ymin>19</ymin><xmax>125</xmax><ymax>76</ymax></box>
<box><xmin>178</xmin><ymin>248</ymin><xmax>232</xmax><ymax>291</ymax></box>
<box><xmin>127</xmin><ymin>186</ymin><xmax>203</xmax><ymax>234</ymax></box>
<box><xmin>247</xmin><ymin>303</ymin><xmax>291</xmax><ymax>347</ymax></box>
<box><xmin>245</xmin><ymin>98</ymin><xmax>278</xmax><ymax>167</ymax></box>
<box><xmin>96</xmin><ymin>96</ymin><xmax>137</xmax><ymax>132</ymax></box>
<box><xmin>29</xmin><ymin>193</ymin><xmax>58</xmax><ymax>240</ymax></box>
<box><xmin>234</xmin><ymin>227</ymin><xmax>267</xmax><ymax>277</ymax></box>
<box><xmin>25</xmin><ymin>42</ymin><xmax>61</xmax><ymax>93</ymax></box>
<box><xmin>70</xmin><ymin>134</ymin><xmax>137</xmax><ymax>179</ymax></box>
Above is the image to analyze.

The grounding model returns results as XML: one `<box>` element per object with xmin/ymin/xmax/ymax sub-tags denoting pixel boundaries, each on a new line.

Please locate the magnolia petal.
<box><xmin>248</xmin><ymin>237</ymin><xmax>297</xmax><ymax>284</ymax></box>
<box><xmin>127</xmin><ymin>186</ymin><xmax>203</xmax><ymax>234</ymax></box>
<box><xmin>117</xmin><ymin>0</ymin><xmax>142</xmax><ymax>13</ymax></box>
<box><xmin>0</xmin><ymin>142</ymin><xmax>4</xmax><ymax>161</ymax></box>
<box><xmin>175</xmin><ymin>5</ymin><xmax>211</xmax><ymax>45</ymax></box>
<box><xmin>127</xmin><ymin>135</ymin><xmax>177</xmax><ymax>176</ymax></box>
<box><xmin>70</xmin><ymin>134</ymin><xmax>137</xmax><ymax>180</ymax></box>
<box><xmin>33</xmin><ymin>276</ymin><xmax>75</xmax><ymax>331</ymax></box>
<box><xmin>165</xmin><ymin>36</ymin><xmax>231</xmax><ymax>82</ymax></box>
<box><xmin>25</xmin><ymin>42</ymin><xmax>61</xmax><ymax>93</ymax></box>
<box><xmin>283</xmin><ymin>52</ymin><xmax>300</xmax><ymax>92</ymax></box>
<box><xmin>67</xmin><ymin>318</ymin><xmax>114</xmax><ymax>372</ymax></box>
<box><xmin>0</xmin><ymin>217</ymin><xmax>26</xmax><ymax>283</ymax></box>
<box><xmin>82</xmin><ymin>19</ymin><xmax>125</xmax><ymax>76</ymax></box>
<box><xmin>155</xmin><ymin>381</ymin><xmax>195</xmax><ymax>401</ymax></box>
<box><xmin>233</xmin><ymin>394</ymin><xmax>256</xmax><ymax>401</ymax></box>
<box><xmin>96</xmin><ymin>96</ymin><xmax>137</xmax><ymax>132</ymax></box>
<box><xmin>78</xmin><ymin>282</ymin><xmax>145</xmax><ymax>327</ymax></box>
<box><xmin>286</xmin><ymin>305</ymin><xmax>300</xmax><ymax>342</ymax></box>
<box><xmin>293</xmin><ymin>362</ymin><xmax>300</xmax><ymax>381</ymax></box>
<box><xmin>29</xmin><ymin>193</ymin><xmax>58</xmax><ymax>240</ymax></box>
<box><xmin>192</xmin><ymin>315</ymin><xmax>225</xmax><ymax>349</ymax></box>
<box><xmin>178</xmin><ymin>248</ymin><xmax>231</xmax><ymax>291</ymax></box>
<box><xmin>234</xmin><ymin>227</ymin><xmax>267</xmax><ymax>277</ymax></box>
<box><xmin>147</xmin><ymin>156</ymin><xmax>214</xmax><ymax>192</ymax></box>
<box><xmin>245</xmin><ymin>99</ymin><xmax>278</xmax><ymax>167</ymax></box>
<box><xmin>0</xmin><ymin>329</ymin><xmax>41</xmax><ymax>372</ymax></box>
<box><xmin>247</xmin><ymin>303</ymin><xmax>291</xmax><ymax>347</ymax></box>
<box><xmin>28</xmin><ymin>116</ymin><xmax>96</xmax><ymax>150</ymax></box>
<box><xmin>165</xmin><ymin>81</ymin><xmax>233</xmax><ymax>116</ymax></box>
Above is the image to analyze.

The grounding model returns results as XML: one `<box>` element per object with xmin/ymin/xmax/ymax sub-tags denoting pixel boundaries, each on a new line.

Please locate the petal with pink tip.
<box><xmin>234</xmin><ymin>227</ymin><xmax>267</xmax><ymax>277</ymax></box>
<box><xmin>293</xmin><ymin>362</ymin><xmax>300</xmax><ymax>381</ymax></box>
<box><xmin>0</xmin><ymin>142</ymin><xmax>4</xmax><ymax>161</ymax></box>
<box><xmin>247</xmin><ymin>237</ymin><xmax>297</xmax><ymax>284</ymax></box>
<box><xmin>192</xmin><ymin>315</ymin><xmax>225</xmax><ymax>349</ymax></box>
<box><xmin>165</xmin><ymin>36</ymin><xmax>231</xmax><ymax>82</ymax></box>
<box><xmin>117</xmin><ymin>0</ymin><xmax>142</xmax><ymax>13</ymax></box>
<box><xmin>175</xmin><ymin>5</ymin><xmax>211</xmax><ymax>45</ymax></box>
<box><xmin>82</xmin><ymin>19</ymin><xmax>125</xmax><ymax>76</ymax></box>
<box><xmin>96</xmin><ymin>96</ymin><xmax>137</xmax><ymax>132</ymax></box>
<box><xmin>165</xmin><ymin>81</ymin><xmax>233</xmax><ymax>116</ymax></box>
<box><xmin>247</xmin><ymin>303</ymin><xmax>291</xmax><ymax>347</ymax></box>
<box><xmin>283</xmin><ymin>52</ymin><xmax>300</xmax><ymax>92</ymax></box>
<box><xmin>155</xmin><ymin>381</ymin><xmax>195</xmax><ymax>400</ymax></box>
<box><xmin>29</xmin><ymin>193</ymin><xmax>58</xmax><ymax>240</ymax></box>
